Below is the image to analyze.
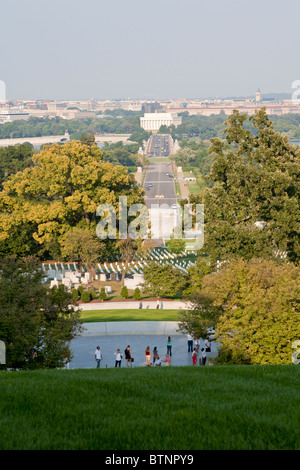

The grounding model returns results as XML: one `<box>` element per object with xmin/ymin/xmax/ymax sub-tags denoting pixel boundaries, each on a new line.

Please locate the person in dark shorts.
<box><xmin>124</xmin><ymin>345</ymin><xmax>132</xmax><ymax>367</ymax></box>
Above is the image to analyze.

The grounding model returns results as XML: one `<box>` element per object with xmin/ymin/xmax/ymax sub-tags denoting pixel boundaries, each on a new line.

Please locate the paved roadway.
<box><xmin>148</xmin><ymin>134</ymin><xmax>170</xmax><ymax>157</ymax></box>
<box><xmin>144</xmin><ymin>162</ymin><xmax>177</xmax><ymax>209</ymax></box>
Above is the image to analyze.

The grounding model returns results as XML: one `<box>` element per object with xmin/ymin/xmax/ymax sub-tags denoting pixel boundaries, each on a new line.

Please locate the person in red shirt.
<box><xmin>192</xmin><ymin>348</ymin><xmax>198</xmax><ymax>366</ymax></box>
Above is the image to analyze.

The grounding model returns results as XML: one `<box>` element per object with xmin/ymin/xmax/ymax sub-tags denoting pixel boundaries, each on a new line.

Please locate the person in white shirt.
<box><xmin>153</xmin><ymin>355</ymin><xmax>162</xmax><ymax>366</ymax></box>
<box><xmin>200</xmin><ymin>348</ymin><xmax>207</xmax><ymax>366</ymax></box>
<box><xmin>187</xmin><ymin>334</ymin><xmax>193</xmax><ymax>352</ymax></box>
<box><xmin>205</xmin><ymin>339</ymin><xmax>211</xmax><ymax>352</ymax></box>
<box><xmin>95</xmin><ymin>346</ymin><xmax>103</xmax><ymax>368</ymax></box>
<box><xmin>194</xmin><ymin>338</ymin><xmax>200</xmax><ymax>353</ymax></box>
<box><xmin>114</xmin><ymin>349</ymin><xmax>122</xmax><ymax>367</ymax></box>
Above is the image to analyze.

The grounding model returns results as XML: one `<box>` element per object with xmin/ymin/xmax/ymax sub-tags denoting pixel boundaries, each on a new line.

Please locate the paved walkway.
<box><xmin>78</xmin><ymin>300</ymin><xmax>192</xmax><ymax>310</ymax></box>
<box><xmin>69</xmin><ymin>334</ymin><xmax>217</xmax><ymax>369</ymax></box>
<box><xmin>176</xmin><ymin>166</ymin><xmax>190</xmax><ymax>200</ymax></box>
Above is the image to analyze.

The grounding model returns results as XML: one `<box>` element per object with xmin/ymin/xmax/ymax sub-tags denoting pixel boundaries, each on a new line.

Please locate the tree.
<box><xmin>0</xmin><ymin>143</ymin><xmax>34</xmax><ymax>189</ymax></box>
<box><xmin>191</xmin><ymin>258</ymin><xmax>300</xmax><ymax>365</ymax></box>
<box><xmin>202</xmin><ymin>109</ymin><xmax>300</xmax><ymax>264</ymax></box>
<box><xmin>121</xmin><ymin>286</ymin><xmax>129</xmax><ymax>299</ymax></box>
<box><xmin>177</xmin><ymin>291</ymin><xmax>220</xmax><ymax>341</ymax></box>
<box><xmin>60</xmin><ymin>226</ymin><xmax>104</xmax><ymax>271</ymax></box>
<box><xmin>81</xmin><ymin>290</ymin><xmax>91</xmax><ymax>303</ymax></box>
<box><xmin>0</xmin><ymin>256</ymin><xmax>82</xmax><ymax>369</ymax></box>
<box><xmin>0</xmin><ymin>140</ymin><xmax>144</xmax><ymax>258</ymax></box>
<box><xmin>142</xmin><ymin>262</ymin><xmax>188</xmax><ymax>298</ymax></box>
<box><xmin>99</xmin><ymin>287</ymin><xmax>107</xmax><ymax>301</ymax></box>
<box><xmin>173</xmin><ymin>147</ymin><xmax>196</xmax><ymax>167</ymax></box>
<box><xmin>133</xmin><ymin>287</ymin><xmax>141</xmax><ymax>300</ymax></box>
<box><xmin>166</xmin><ymin>232</ymin><xmax>186</xmax><ymax>255</ymax></box>
<box><xmin>116</xmin><ymin>237</ymin><xmax>152</xmax><ymax>285</ymax></box>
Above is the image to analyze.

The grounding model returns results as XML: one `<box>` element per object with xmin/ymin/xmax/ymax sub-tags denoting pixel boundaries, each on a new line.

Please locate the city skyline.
<box><xmin>1</xmin><ymin>0</ymin><xmax>300</xmax><ymax>100</ymax></box>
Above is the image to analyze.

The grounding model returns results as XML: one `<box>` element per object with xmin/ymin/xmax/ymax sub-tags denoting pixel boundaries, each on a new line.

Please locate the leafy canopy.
<box><xmin>202</xmin><ymin>109</ymin><xmax>300</xmax><ymax>264</ymax></box>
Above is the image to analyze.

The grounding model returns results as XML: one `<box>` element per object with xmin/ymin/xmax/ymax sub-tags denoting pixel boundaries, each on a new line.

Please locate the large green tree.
<box><xmin>0</xmin><ymin>140</ymin><xmax>144</xmax><ymax>259</ymax></box>
<box><xmin>202</xmin><ymin>109</ymin><xmax>300</xmax><ymax>264</ymax></box>
<box><xmin>206</xmin><ymin>258</ymin><xmax>300</xmax><ymax>364</ymax></box>
<box><xmin>180</xmin><ymin>258</ymin><xmax>300</xmax><ymax>365</ymax></box>
<box><xmin>0</xmin><ymin>143</ymin><xmax>34</xmax><ymax>188</ymax></box>
<box><xmin>142</xmin><ymin>261</ymin><xmax>188</xmax><ymax>298</ymax></box>
<box><xmin>0</xmin><ymin>256</ymin><xmax>82</xmax><ymax>369</ymax></box>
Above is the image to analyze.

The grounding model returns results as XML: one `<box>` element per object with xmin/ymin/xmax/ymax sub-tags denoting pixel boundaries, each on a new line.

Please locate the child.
<box><xmin>192</xmin><ymin>348</ymin><xmax>198</xmax><ymax>366</ymax></box>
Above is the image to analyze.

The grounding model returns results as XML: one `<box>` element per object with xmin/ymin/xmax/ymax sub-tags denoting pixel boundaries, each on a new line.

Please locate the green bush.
<box><xmin>77</xmin><ymin>285</ymin><xmax>85</xmax><ymax>296</ymax></box>
<box><xmin>89</xmin><ymin>287</ymin><xmax>97</xmax><ymax>299</ymax></box>
<box><xmin>133</xmin><ymin>287</ymin><xmax>141</xmax><ymax>300</ymax></box>
<box><xmin>71</xmin><ymin>288</ymin><xmax>79</xmax><ymax>301</ymax></box>
<box><xmin>121</xmin><ymin>286</ymin><xmax>129</xmax><ymax>299</ymax></box>
<box><xmin>99</xmin><ymin>287</ymin><xmax>107</xmax><ymax>301</ymax></box>
<box><xmin>81</xmin><ymin>290</ymin><xmax>91</xmax><ymax>303</ymax></box>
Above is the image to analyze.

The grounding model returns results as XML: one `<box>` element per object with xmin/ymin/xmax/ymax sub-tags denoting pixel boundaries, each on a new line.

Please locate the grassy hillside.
<box><xmin>0</xmin><ymin>365</ymin><xmax>299</xmax><ymax>450</ymax></box>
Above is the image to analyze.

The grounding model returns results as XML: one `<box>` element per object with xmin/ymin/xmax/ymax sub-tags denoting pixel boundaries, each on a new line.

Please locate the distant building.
<box><xmin>0</xmin><ymin>111</ymin><xmax>30</xmax><ymax>123</ymax></box>
<box><xmin>140</xmin><ymin>112</ymin><xmax>182</xmax><ymax>132</ymax></box>
<box><xmin>142</xmin><ymin>101</ymin><xmax>163</xmax><ymax>113</ymax></box>
<box><xmin>256</xmin><ymin>88</ymin><xmax>262</xmax><ymax>102</ymax></box>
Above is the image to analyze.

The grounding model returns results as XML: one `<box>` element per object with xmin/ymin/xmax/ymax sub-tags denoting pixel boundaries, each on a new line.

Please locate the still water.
<box><xmin>68</xmin><ymin>335</ymin><xmax>216</xmax><ymax>369</ymax></box>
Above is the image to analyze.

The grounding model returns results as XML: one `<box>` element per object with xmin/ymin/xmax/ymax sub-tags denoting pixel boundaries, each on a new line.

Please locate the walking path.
<box><xmin>78</xmin><ymin>300</ymin><xmax>192</xmax><ymax>311</ymax></box>
<box><xmin>176</xmin><ymin>166</ymin><xmax>190</xmax><ymax>200</ymax></box>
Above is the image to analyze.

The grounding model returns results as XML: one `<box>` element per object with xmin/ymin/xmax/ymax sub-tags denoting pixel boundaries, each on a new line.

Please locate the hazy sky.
<box><xmin>1</xmin><ymin>0</ymin><xmax>300</xmax><ymax>100</ymax></box>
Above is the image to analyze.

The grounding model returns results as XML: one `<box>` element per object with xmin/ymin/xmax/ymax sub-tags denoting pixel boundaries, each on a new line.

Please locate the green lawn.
<box><xmin>0</xmin><ymin>365</ymin><xmax>299</xmax><ymax>449</ymax></box>
<box><xmin>79</xmin><ymin>308</ymin><xmax>181</xmax><ymax>323</ymax></box>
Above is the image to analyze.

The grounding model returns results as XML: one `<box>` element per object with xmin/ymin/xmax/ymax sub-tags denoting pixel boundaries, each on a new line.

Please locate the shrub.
<box><xmin>121</xmin><ymin>286</ymin><xmax>129</xmax><ymax>299</ymax></box>
<box><xmin>77</xmin><ymin>285</ymin><xmax>85</xmax><ymax>296</ymax></box>
<box><xmin>89</xmin><ymin>287</ymin><xmax>97</xmax><ymax>299</ymax></box>
<box><xmin>99</xmin><ymin>287</ymin><xmax>107</xmax><ymax>301</ymax></box>
<box><xmin>133</xmin><ymin>287</ymin><xmax>141</xmax><ymax>300</ymax></box>
<box><xmin>71</xmin><ymin>288</ymin><xmax>79</xmax><ymax>301</ymax></box>
<box><xmin>81</xmin><ymin>290</ymin><xmax>91</xmax><ymax>303</ymax></box>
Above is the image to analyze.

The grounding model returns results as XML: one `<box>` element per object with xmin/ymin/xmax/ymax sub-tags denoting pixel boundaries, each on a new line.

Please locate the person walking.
<box><xmin>114</xmin><ymin>349</ymin><xmax>122</xmax><ymax>367</ymax></box>
<box><xmin>124</xmin><ymin>345</ymin><xmax>132</xmax><ymax>367</ymax></box>
<box><xmin>201</xmin><ymin>348</ymin><xmax>207</xmax><ymax>366</ymax></box>
<box><xmin>187</xmin><ymin>334</ymin><xmax>193</xmax><ymax>353</ymax></box>
<box><xmin>156</xmin><ymin>298</ymin><xmax>160</xmax><ymax>309</ymax></box>
<box><xmin>192</xmin><ymin>348</ymin><xmax>198</xmax><ymax>366</ymax></box>
<box><xmin>145</xmin><ymin>346</ymin><xmax>151</xmax><ymax>366</ymax></box>
<box><xmin>139</xmin><ymin>301</ymin><xmax>143</xmax><ymax>309</ymax></box>
<box><xmin>95</xmin><ymin>346</ymin><xmax>103</xmax><ymax>368</ymax></box>
<box><xmin>167</xmin><ymin>336</ymin><xmax>172</xmax><ymax>356</ymax></box>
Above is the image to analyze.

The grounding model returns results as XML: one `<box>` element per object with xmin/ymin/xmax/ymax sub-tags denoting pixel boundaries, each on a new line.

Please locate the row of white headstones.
<box><xmin>43</xmin><ymin>249</ymin><xmax>197</xmax><ymax>289</ymax></box>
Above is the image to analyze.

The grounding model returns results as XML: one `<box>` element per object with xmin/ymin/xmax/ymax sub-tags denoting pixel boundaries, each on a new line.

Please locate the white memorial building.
<box><xmin>140</xmin><ymin>113</ymin><xmax>182</xmax><ymax>132</ymax></box>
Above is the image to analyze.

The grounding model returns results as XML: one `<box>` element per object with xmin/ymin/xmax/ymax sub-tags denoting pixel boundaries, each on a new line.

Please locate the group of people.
<box><xmin>94</xmin><ymin>337</ymin><xmax>172</xmax><ymax>368</ymax></box>
<box><xmin>187</xmin><ymin>334</ymin><xmax>211</xmax><ymax>366</ymax></box>
<box><xmin>144</xmin><ymin>344</ymin><xmax>171</xmax><ymax>367</ymax></box>
<box><xmin>94</xmin><ymin>335</ymin><xmax>211</xmax><ymax>368</ymax></box>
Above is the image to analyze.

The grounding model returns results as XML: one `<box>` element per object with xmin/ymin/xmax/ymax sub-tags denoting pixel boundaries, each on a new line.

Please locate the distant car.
<box><xmin>171</xmin><ymin>204</ymin><xmax>177</xmax><ymax>209</ymax></box>
<box><xmin>145</xmin><ymin>186</ymin><xmax>150</xmax><ymax>190</ymax></box>
<box><xmin>148</xmin><ymin>183</ymin><xmax>153</xmax><ymax>187</ymax></box>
